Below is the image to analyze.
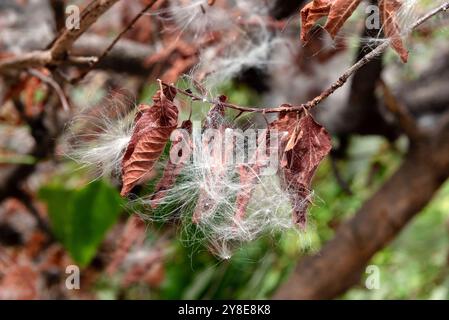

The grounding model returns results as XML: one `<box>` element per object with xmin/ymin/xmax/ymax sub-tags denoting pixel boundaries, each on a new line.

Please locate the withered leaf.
<box><xmin>300</xmin><ymin>0</ymin><xmax>331</xmax><ymax>42</ymax></box>
<box><xmin>150</xmin><ymin>120</ymin><xmax>193</xmax><ymax>209</ymax></box>
<box><xmin>279</xmin><ymin>113</ymin><xmax>332</xmax><ymax>227</ymax></box>
<box><xmin>324</xmin><ymin>0</ymin><xmax>362</xmax><ymax>39</ymax></box>
<box><xmin>234</xmin><ymin>129</ymin><xmax>270</xmax><ymax>221</ymax></box>
<box><xmin>300</xmin><ymin>0</ymin><xmax>408</xmax><ymax>63</ymax></box>
<box><xmin>380</xmin><ymin>0</ymin><xmax>409</xmax><ymax>63</ymax></box>
<box><xmin>203</xmin><ymin>95</ymin><xmax>227</xmax><ymax>130</ymax></box>
<box><xmin>120</xmin><ymin>88</ymin><xmax>179</xmax><ymax>196</ymax></box>
<box><xmin>271</xmin><ymin>111</ymin><xmax>300</xmax><ymax>152</ymax></box>
<box><xmin>234</xmin><ymin>165</ymin><xmax>257</xmax><ymax>221</ymax></box>
<box><xmin>301</xmin><ymin>0</ymin><xmax>362</xmax><ymax>41</ymax></box>
<box><xmin>192</xmin><ymin>102</ymin><xmax>229</xmax><ymax>224</ymax></box>
<box><xmin>234</xmin><ymin>112</ymin><xmax>301</xmax><ymax>221</ymax></box>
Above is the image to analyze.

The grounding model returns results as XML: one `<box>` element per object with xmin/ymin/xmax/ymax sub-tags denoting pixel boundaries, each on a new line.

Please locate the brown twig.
<box><xmin>72</xmin><ymin>0</ymin><xmax>159</xmax><ymax>83</ymax></box>
<box><xmin>27</xmin><ymin>69</ymin><xmax>70</xmax><ymax>111</ymax></box>
<box><xmin>70</xmin><ymin>34</ymin><xmax>156</xmax><ymax>75</ymax></box>
<box><xmin>162</xmin><ymin>2</ymin><xmax>449</xmax><ymax>115</ymax></box>
<box><xmin>160</xmin><ymin>80</ymin><xmax>295</xmax><ymax>114</ymax></box>
<box><xmin>50</xmin><ymin>0</ymin><xmax>120</xmax><ymax>60</ymax></box>
<box><xmin>0</xmin><ymin>0</ymin><xmax>120</xmax><ymax>74</ymax></box>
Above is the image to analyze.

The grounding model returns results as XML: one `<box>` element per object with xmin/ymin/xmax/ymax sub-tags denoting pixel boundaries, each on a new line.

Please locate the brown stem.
<box><xmin>72</xmin><ymin>0</ymin><xmax>159</xmax><ymax>83</ymax></box>
<box><xmin>0</xmin><ymin>0</ymin><xmax>120</xmax><ymax>74</ymax></box>
<box><xmin>50</xmin><ymin>0</ymin><xmax>120</xmax><ymax>60</ymax></box>
<box><xmin>27</xmin><ymin>68</ymin><xmax>70</xmax><ymax>111</ymax></box>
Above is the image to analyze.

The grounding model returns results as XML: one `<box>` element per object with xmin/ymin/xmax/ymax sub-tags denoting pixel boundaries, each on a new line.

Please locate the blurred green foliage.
<box><xmin>39</xmin><ymin>180</ymin><xmax>124</xmax><ymax>267</ymax></box>
<box><xmin>346</xmin><ymin>182</ymin><xmax>449</xmax><ymax>299</ymax></box>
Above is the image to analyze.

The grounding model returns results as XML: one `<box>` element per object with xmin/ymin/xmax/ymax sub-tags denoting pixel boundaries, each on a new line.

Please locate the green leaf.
<box><xmin>39</xmin><ymin>180</ymin><xmax>124</xmax><ymax>267</ymax></box>
<box><xmin>39</xmin><ymin>187</ymin><xmax>74</xmax><ymax>244</ymax></box>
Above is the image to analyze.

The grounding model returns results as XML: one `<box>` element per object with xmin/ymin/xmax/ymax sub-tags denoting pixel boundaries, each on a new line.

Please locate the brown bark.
<box><xmin>0</xmin><ymin>0</ymin><xmax>120</xmax><ymax>73</ymax></box>
<box><xmin>50</xmin><ymin>0</ymin><xmax>120</xmax><ymax>60</ymax></box>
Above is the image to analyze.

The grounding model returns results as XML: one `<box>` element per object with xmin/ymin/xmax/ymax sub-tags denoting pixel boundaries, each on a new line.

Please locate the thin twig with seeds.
<box><xmin>161</xmin><ymin>2</ymin><xmax>449</xmax><ymax>116</ymax></box>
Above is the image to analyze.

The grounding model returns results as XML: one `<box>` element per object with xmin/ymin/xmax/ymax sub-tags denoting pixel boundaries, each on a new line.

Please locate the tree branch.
<box><xmin>318</xmin><ymin>9</ymin><xmax>398</xmax><ymax>140</ymax></box>
<box><xmin>163</xmin><ymin>2</ymin><xmax>449</xmax><ymax>116</ymax></box>
<box><xmin>49</xmin><ymin>0</ymin><xmax>120</xmax><ymax>60</ymax></box>
<box><xmin>27</xmin><ymin>68</ymin><xmax>70</xmax><ymax>111</ymax></box>
<box><xmin>0</xmin><ymin>0</ymin><xmax>120</xmax><ymax>74</ymax></box>
<box><xmin>71</xmin><ymin>34</ymin><xmax>156</xmax><ymax>75</ymax></box>
<box><xmin>72</xmin><ymin>0</ymin><xmax>158</xmax><ymax>83</ymax></box>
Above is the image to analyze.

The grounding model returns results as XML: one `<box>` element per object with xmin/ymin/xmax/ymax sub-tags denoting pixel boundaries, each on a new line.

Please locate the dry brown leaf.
<box><xmin>151</xmin><ymin>120</ymin><xmax>193</xmax><ymax>209</ymax></box>
<box><xmin>271</xmin><ymin>112</ymin><xmax>300</xmax><ymax>151</ymax></box>
<box><xmin>234</xmin><ymin>165</ymin><xmax>256</xmax><ymax>221</ymax></box>
<box><xmin>192</xmin><ymin>100</ymin><xmax>229</xmax><ymax>223</ymax></box>
<box><xmin>301</xmin><ymin>0</ymin><xmax>362</xmax><ymax>41</ymax></box>
<box><xmin>234</xmin><ymin>129</ymin><xmax>271</xmax><ymax>221</ymax></box>
<box><xmin>120</xmin><ymin>87</ymin><xmax>179</xmax><ymax>196</ymax></box>
<box><xmin>279</xmin><ymin>113</ymin><xmax>332</xmax><ymax>227</ymax></box>
<box><xmin>300</xmin><ymin>0</ymin><xmax>408</xmax><ymax>62</ymax></box>
<box><xmin>324</xmin><ymin>0</ymin><xmax>362</xmax><ymax>39</ymax></box>
<box><xmin>380</xmin><ymin>0</ymin><xmax>409</xmax><ymax>63</ymax></box>
<box><xmin>300</xmin><ymin>0</ymin><xmax>331</xmax><ymax>42</ymax></box>
<box><xmin>204</xmin><ymin>96</ymin><xmax>227</xmax><ymax>130</ymax></box>
<box><xmin>233</xmin><ymin>113</ymin><xmax>299</xmax><ymax>221</ymax></box>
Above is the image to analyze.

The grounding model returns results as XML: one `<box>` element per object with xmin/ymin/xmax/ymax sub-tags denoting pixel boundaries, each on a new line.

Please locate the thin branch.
<box><xmin>160</xmin><ymin>80</ymin><xmax>296</xmax><ymax>114</ymax></box>
<box><xmin>0</xmin><ymin>0</ymin><xmax>120</xmax><ymax>74</ymax></box>
<box><xmin>66</xmin><ymin>55</ymin><xmax>98</xmax><ymax>65</ymax></box>
<box><xmin>50</xmin><ymin>0</ymin><xmax>120</xmax><ymax>60</ymax></box>
<box><xmin>71</xmin><ymin>34</ymin><xmax>156</xmax><ymax>75</ymax></box>
<box><xmin>0</xmin><ymin>51</ymin><xmax>53</xmax><ymax>73</ymax></box>
<box><xmin>0</xmin><ymin>52</ymin><xmax>98</xmax><ymax>74</ymax></box>
<box><xmin>163</xmin><ymin>2</ymin><xmax>449</xmax><ymax>115</ymax></box>
<box><xmin>409</xmin><ymin>1</ymin><xmax>449</xmax><ymax>30</ymax></box>
<box><xmin>72</xmin><ymin>0</ymin><xmax>159</xmax><ymax>83</ymax></box>
<box><xmin>27</xmin><ymin>68</ymin><xmax>70</xmax><ymax>112</ymax></box>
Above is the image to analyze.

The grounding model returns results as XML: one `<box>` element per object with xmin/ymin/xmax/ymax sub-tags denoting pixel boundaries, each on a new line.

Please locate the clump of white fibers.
<box><xmin>156</xmin><ymin>0</ymin><xmax>288</xmax><ymax>89</ymax></box>
<box><xmin>161</xmin><ymin>0</ymin><xmax>235</xmax><ymax>38</ymax></box>
<box><xmin>63</xmin><ymin>88</ymin><xmax>304</xmax><ymax>259</ymax></box>
<box><xmin>133</xmin><ymin>120</ymin><xmax>302</xmax><ymax>260</ymax></box>
<box><xmin>395</xmin><ymin>0</ymin><xmax>421</xmax><ymax>33</ymax></box>
<box><xmin>64</xmin><ymin>94</ymin><xmax>137</xmax><ymax>180</ymax></box>
<box><xmin>161</xmin><ymin>0</ymin><xmax>272</xmax><ymax>37</ymax></box>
